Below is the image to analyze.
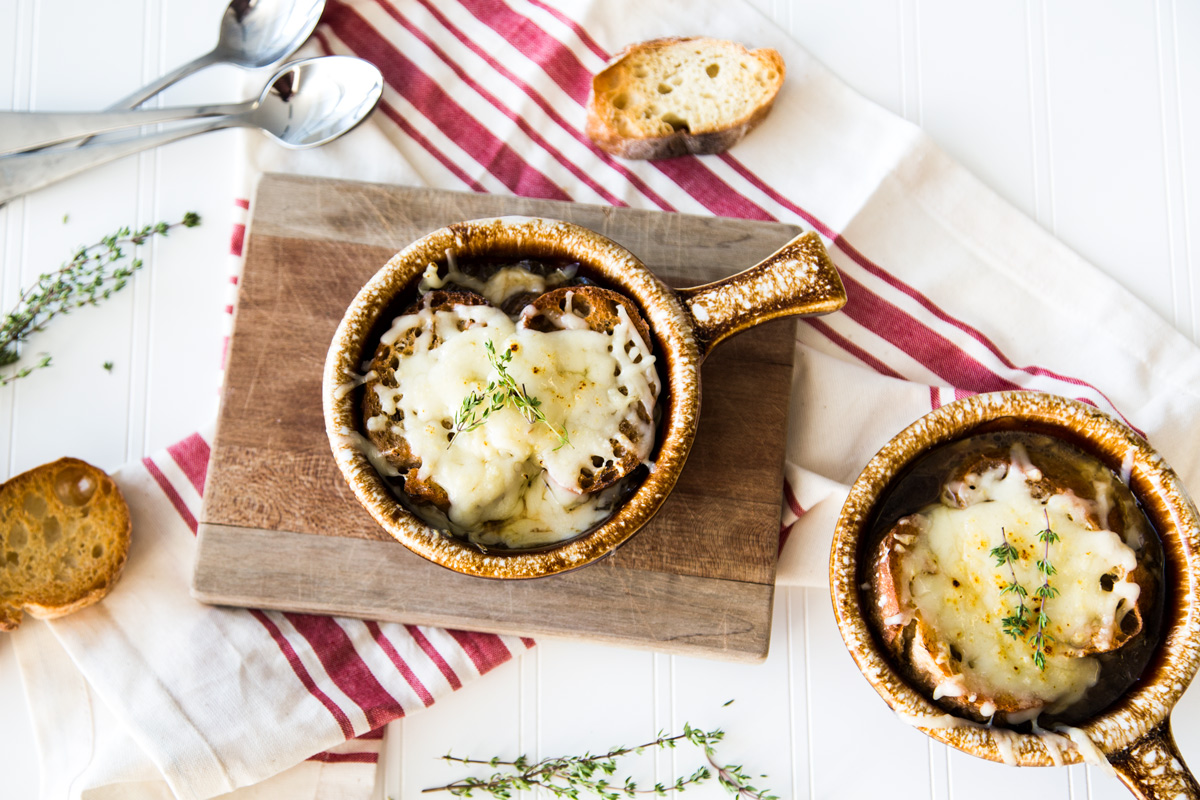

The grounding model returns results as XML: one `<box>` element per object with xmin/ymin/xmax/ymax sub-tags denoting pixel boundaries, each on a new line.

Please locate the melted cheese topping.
<box><xmin>896</xmin><ymin>444</ymin><xmax>1141</xmax><ymax>714</ymax></box>
<box><xmin>368</xmin><ymin>297</ymin><xmax>659</xmax><ymax>548</ymax></box>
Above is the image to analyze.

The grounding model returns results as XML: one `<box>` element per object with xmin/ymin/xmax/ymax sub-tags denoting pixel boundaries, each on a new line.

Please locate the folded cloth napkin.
<box><xmin>16</xmin><ymin>0</ymin><xmax>1200</xmax><ymax>798</ymax></box>
<box><xmin>13</xmin><ymin>430</ymin><xmax>532</xmax><ymax>799</ymax></box>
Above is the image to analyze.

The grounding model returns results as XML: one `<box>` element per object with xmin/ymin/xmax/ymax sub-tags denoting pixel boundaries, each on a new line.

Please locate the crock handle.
<box><xmin>1109</xmin><ymin>720</ymin><xmax>1200</xmax><ymax>799</ymax></box>
<box><xmin>677</xmin><ymin>231</ymin><xmax>847</xmax><ymax>360</ymax></box>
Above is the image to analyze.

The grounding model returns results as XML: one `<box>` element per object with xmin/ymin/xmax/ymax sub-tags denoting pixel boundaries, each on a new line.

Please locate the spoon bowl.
<box><xmin>0</xmin><ymin>56</ymin><xmax>384</xmax><ymax>205</ymax></box>
<box><xmin>109</xmin><ymin>0</ymin><xmax>326</xmax><ymax>110</ymax></box>
<box><xmin>251</xmin><ymin>56</ymin><xmax>384</xmax><ymax>148</ymax></box>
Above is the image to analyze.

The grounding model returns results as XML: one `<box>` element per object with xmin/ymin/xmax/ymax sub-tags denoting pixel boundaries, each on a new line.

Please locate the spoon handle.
<box><xmin>0</xmin><ymin>118</ymin><xmax>238</xmax><ymax>206</ymax></box>
<box><xmin>0</xmin><ymin>99</ymin><xmax>251</xmax><ymax>156</ymax></box>
<box><xmin>107</xmin><ymin>49</ymin><xmax>224</xmax><ymax>111</ymax></box>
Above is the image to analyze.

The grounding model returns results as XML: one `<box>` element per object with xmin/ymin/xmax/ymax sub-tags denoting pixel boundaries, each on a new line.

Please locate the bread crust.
<box><xmin>870</xmin><ymin>451</ymin><xmax>1153</xmax><ymax>720</ymax></box>
<box><xmin>520</xmin><ymin>286</ymin><xmax>657</xmax><ymax>493</ymax></box>
<box><xmin>0</xmin><ymin>457</ymin><xmax>131</xmax><ymax>631</ymax></box>
<box><xmin>586</xmin><ymin>36</ymin><xmax>785</xmax><ymax>160</ymax></box>
<box><xmin>363</xmin><ymin>290</ymin><xmax>492</xmax><ymax>512</ymax></box>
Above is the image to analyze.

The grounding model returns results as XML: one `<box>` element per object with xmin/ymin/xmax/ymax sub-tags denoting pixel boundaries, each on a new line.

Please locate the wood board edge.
<box><xmin>194</xmin><ymin>523</ymin><xmax>773</xmax><ymax>664</ymax></box>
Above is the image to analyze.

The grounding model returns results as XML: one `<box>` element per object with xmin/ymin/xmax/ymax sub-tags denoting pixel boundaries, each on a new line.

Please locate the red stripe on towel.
<box><xmin>167</xmin><ymin>433</ymin><xmax>210</xmax><ymax>497</ymax></box>
<box><xmin>365</xmin><ymin>621</ymin><xmax>437</xmax><ymax>707</ymax></box>
<box><xmin>403</xmin><ymin>0</ymin><xmax>676</xmax><ymax>211</ymax></box>
<box><xmin>251</xmin><ymin>610</ymin><xmax>356</xmax><ymax>739</ymax></box>
<box><xmin>405</xmin><ymin>625</ymin><xmax>462</xmax><ymax>690</ymax></box>
<box><xmin>142</xmin><ymin>456</ymin><xmax>197</xmax><ymax>534</ymax></box>
<box><xmin>377</xmin><ymin>0</ymin><xmax>626</xmax><ymax>207</ymax></box>
<box><xmin>522</xmin><ymin>0</ymin><xmax>610</xmax><ymax>62</ymax></box>
<box><xmin>307</xmin><ymin>751</ymin><xmax>380</xmax><ymax>764</ymax></box>
<box><xmin>357</xmin><ymin>727</ymin><xmax>387</xmax><ymax>740</ymax></box>
<box><xmin>802</xmin><ymin>318</ymin><xmax>905</xmax><ymax>379</ymax></box>
<box><xmin>284</xmin><ymin>614</ymin><xmax>404</xmax><ymax>731</ymax></box>
<box><xmin>325</xmin><ymin>2</ymin><xmax>570</xmax><ymax>201</ymax></box>
<box><xmin>311</xmin><ymin>29</ymin><xmax>490</xmax><ymax>194</ymax></box>
<box><xmin>234</xmin><ymin>198</ymin><xmax>250</xmax><ymax>210</ymax></box>
<box><xmin>447</xmin><ymin>630</ymin><xmax>513</xmax><ymax>675</ymax></box>
<box><xmin>229</xmin><ymin>223</ymin><xmax>245</xmax><ymax>257</ymax></box>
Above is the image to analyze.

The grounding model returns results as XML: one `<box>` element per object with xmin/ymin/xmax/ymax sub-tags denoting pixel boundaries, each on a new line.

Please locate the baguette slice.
<box><xmin>586</xmin><ymin>37</ymin><xmax>785</xmax><ymax>160</ymax></box>
<box><xmin>519</xmin><ymin>286</ymin><xmax>658</xmax><ymax>493</ymax></box>
<box><xmin>0</xmin><ymin>458</ymin><xmax>131</xmax><ymax>631</ymax></box>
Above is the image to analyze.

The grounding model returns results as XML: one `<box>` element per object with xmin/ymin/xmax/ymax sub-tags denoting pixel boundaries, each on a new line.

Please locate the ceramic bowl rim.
<box><xmin>321</xmin><ymin>216</ymin><xmax>702</xmax><ymax>579</ymax></box>
<box><xmin>829</xmin><ymin>390</ymin><xmax>1200</xmax><ymax>765</ymax></box>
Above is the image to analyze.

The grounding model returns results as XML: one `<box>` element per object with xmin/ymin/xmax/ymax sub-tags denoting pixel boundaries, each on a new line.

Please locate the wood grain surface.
<box><xmin>193</xmin><ymin>174</ymin><xmax>801</xmax><ymax>661</ymax></box>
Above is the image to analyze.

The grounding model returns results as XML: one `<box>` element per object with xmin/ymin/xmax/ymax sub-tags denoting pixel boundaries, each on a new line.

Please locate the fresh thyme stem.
<box><xmin>1029</xmin><ymin>509</ymin><xmax>1061</xmax><ymax>671</ymax></box>
<box><xmin>450</xmin><ymin>339</ymin><xmax>569</xmax><ymax>449</ymax></box>
<box><xmin>423</xmin><ymin>723</ymin><xmax>777</xmax><ymax>799</ymax></box>
<box><xmin>0</xmin><ymin>212</ymin><xmax>201</xmax><ymax>386</ymax></box>
<box><xmin>991</xmin><ymin>527</ymin><xmax>1030</xmax><ymax>639</ymax></box>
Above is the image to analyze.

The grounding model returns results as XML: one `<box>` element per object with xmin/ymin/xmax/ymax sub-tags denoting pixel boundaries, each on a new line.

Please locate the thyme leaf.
<box><xmin>0</xmin><ymin>212</ymin><xmax>201</xmax><ymax>386</ymax></box>
<box><xmin>423</xmin><ymin>723</ymin><xmax>778</xmax><ymax>799</ymax></box>
<box><xmin>450</xmin><ymin>340</ymin><xmax>569</xmax><ymax>449</ymax></box>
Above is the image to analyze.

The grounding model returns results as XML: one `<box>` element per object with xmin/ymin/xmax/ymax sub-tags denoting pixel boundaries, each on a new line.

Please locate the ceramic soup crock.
<box><xmin>830</xmin><ymin>391</ymin><xmax>1200</xmax><ymax>799</ymax></box>
<box><xmin>324</xmin><ymin>216</ymin><xmax>846</xmax><ymax>579</ymax></box>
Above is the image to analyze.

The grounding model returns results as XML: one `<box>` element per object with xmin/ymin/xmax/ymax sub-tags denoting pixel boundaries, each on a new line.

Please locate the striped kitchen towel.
<box><xmin>254</xmin><ymin>0</ymin><xmax>1200</xmax><ymax>590</ymax></box>
<box><xmin>13</xmin><ymin>427</ymin><xmax>532</xmax><ymax>800</ymax></box>
<box><xmin>16</xmin><ymin>0</ymin><xmax>1200</xmax><ymax>797</ymax></box>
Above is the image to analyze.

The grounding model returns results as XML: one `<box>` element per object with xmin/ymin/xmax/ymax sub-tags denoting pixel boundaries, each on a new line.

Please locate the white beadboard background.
<box><xmin>1</xmin><ymin>1</ymin><xmax>1198</xmax><ymax>799</ymax></box>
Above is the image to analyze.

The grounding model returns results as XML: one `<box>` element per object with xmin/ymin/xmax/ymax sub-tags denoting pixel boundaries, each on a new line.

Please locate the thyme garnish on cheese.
<box><xmin>422</xmin><ymin>723</ymin><xmax>778</xmax><ymax>799</ymax></box>
<box><xmin>1029</xmin><ymin>510</ymin><xmax>1062</xmax><ymax>671</ymax></box>
<box><xmin>0</xmin><ymin>212</ymin><xmax>201</xmax><ymax>386</ymax></box>
<box><xmin>991</xmin><ymin>527</ymin><xmax>1031</xmax><ymax>640</ymax></box>
<box><xmin>990</xmin><ymin>511</ymin><xmax>1060</xmax><ymax>670</ymax></box>
<box><xmin>451</xmin><ymin>340</ymin><xmax>570</xmax><ymax>449</ymax></box>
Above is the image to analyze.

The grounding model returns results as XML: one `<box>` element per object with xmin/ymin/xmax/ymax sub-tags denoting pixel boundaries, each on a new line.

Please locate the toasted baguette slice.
<box><xmin>364</xmin><ymin>290</ymin><xmax>494</xmax><ymax>511</ymax></box>
<box><xmin>586</xmin><ymin>37</ymin><xmax>785</xmax><ymax>160</ymax></box>
<box><xmin>0</xmin><ymin>458</ymin><xmax>131</xmax><ymax>631</ymax></box>
<box><xmin>520</xmin><ymin>286</ymin><xmax>657</xmax><ymax>493</ymax></box>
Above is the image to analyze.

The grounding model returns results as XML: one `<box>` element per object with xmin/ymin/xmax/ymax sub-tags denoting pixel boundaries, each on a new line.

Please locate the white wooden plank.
<box><xmin>786</xmin><ymin>588</ymin><xmax>812</xmax><ymax>800</ymax></box>
<box><xmin>1172</xmin><ymin>0</ymin><xmax>1200</xmax><ymax>347</ymax></box>
<box><xmin>0</xmin><ymin>637</ymin><xmax>38</xmax><ymax>799</ymax></box>
<box><xmin>393</xmin><ymin>655</ymin><xmax>523</xmax><ymax>798</ymax></box>
<box><xmin>770</xmin><ymin>0</ymin><xmax>905</xmax><ymax>117</ymax></box>
<box><xmin>804</xmin><ymin>586</ymin><xmax>934</xmax><ymax>800</ymax></box>
<box><xmin>668</xmin><ymin>589</ymin><xmax>796</xmax><ymax>799</ymax></box>
<box><xmin>913</xmin><ymin>1</ymin><xmax>1037</xmax><ymax>221</ymax></box>
<box><xmin>1042</xmin><ymin>1</ymin><xmax>1174</xmax><ymax>321</ymax></box>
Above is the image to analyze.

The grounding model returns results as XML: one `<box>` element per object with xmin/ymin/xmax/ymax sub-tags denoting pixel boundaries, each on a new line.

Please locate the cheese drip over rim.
<box><xmin>893</xmin><ymin>444</ymin><xmax>1142</xmax><ymax>716</ymax></box>
<box><xmin>368</xmin><ymin>297</ymin><xmax>660</xmax><ymax>549</ymax></box>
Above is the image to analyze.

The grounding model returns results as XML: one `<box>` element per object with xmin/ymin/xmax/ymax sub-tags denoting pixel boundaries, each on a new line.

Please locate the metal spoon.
<box><xmin>0</xmin><ymin>56</ymin><xmax>384</xmax><ymax>205</ymax></box>
<box><xmin>109</xmin><ymin>0</ymin><xmax>326</xmax><ymax>110</ymax></box>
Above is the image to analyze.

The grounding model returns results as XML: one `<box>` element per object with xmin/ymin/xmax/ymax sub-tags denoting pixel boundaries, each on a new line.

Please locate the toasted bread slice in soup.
<box><xmin>364</xmin><ymin>289</ymin><xmax>493</xmax><ymax>511</ymax></box>
<box><xmin>586</xmin><ymin>37</ymin><xmax>785</xmax><ymax>160</ymax></box>
<box><xmin>0</xmin><ymin>458</ymin><xmax>131</xmax><ymax>631</ymax></box>
<box><xmin>519</xmin><ymin>286</ymin><xmax>657</xmax><ymax>493</ymax></box>
<box><xmin>869</xmin><ymin>449</ymin><xmax>1152</xmax><ymax>720</ymax></box>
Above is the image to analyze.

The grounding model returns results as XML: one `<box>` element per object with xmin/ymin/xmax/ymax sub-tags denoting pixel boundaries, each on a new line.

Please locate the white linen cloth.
<box><xmin>14</xmin><ymin>0</ymin><xmax>1200</xmax><ymax>797</ymax></box>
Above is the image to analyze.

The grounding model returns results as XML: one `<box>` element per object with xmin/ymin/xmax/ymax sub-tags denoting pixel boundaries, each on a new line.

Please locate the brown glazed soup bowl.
<box><xmin>323</xmin><ymin>216</ymin><xmax>846</xmax><ymax>579</ymax></box>
<box><xmin>830</xmin><ymin>391</ymin><xmax>1200</xmax><ymax>799</ymax></box>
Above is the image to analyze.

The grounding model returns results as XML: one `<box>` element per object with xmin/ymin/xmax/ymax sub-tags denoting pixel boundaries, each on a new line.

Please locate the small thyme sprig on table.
<box><xmin>451</xmin><ymin>340</ymin><xmax>569</xmax><ymax>449</ymax></box>
<box><xmin>422</xmin><ymin>723</ymin><xmax>777</xmax><ymax>799</ymax></box>
<box><xmin>990</xmin><ymin>526</ymin><xmax>1031</xmax><ymax>639</ymax></box>
<box><xmin>0</xmin><ymin>212</ymin><xmax>201</xmax><ymax>386</ymax></box>
<box><xmin>1029</xmin><ymin>509</ymin><xmax>1061</xmax><ymax>671</ymax></box>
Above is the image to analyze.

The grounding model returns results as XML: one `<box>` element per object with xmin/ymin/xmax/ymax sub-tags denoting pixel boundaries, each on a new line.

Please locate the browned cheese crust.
<box><xmin>363</xmin><ymin>290</ymin><xmax>492</xmax><ymax>512</ymax></box>
<box><xmin>520</xmin><ymin>286</ymin><xmax>657</xmax><ymax>493</ymax></box>
<box><xmin>870</xmin><ymin>449</ymin><xmax>1153</xmax><ymax>720</ymax></box>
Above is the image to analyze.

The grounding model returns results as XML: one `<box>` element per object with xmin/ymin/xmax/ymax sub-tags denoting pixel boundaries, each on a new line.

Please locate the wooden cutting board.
<box><xmin>192</xmin><ymin>173</ymin><xmax>802</xmax><ymax>663</ymax></box>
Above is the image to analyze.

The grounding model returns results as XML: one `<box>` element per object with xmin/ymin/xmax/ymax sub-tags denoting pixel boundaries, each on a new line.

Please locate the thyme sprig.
<box><xmin>990</xmin><ymin>527</ymin><xmax>1030</xmax><ymax>639</ymax></box>
<box><xmin>1029</xmin><ymin>510</ymin><xmax>1061</xmax><ymax>671</ymax></box>
<box><xmin>451</xmin><ymin>340</ymin><xmax>569</xmax><ymax>449</ymax></box>
<box><xmin>990</xmin><ymin>511</ymin><xmax>1060</xmax><ymax>670</ymax></box>
<box><xmin>0</xmin><ymin>212</ymin><xmax>201</xmax><ymax>386</ymax></box>
<box><xmin>423</xmin><ymin>723</ymin><xmax>777</xmax><ymax>799</ymax></box>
